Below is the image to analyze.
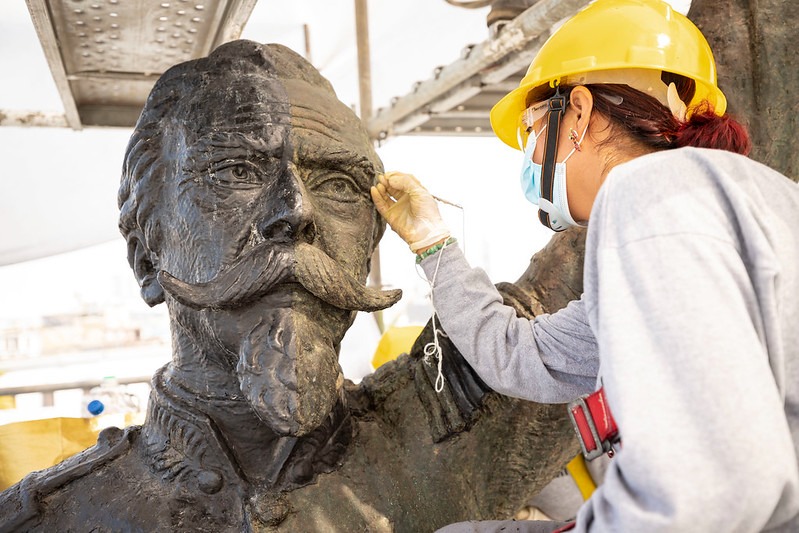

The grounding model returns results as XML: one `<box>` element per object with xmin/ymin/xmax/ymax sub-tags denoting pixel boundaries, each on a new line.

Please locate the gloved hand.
<box><xmin>370</xmin><ymin>171</ymin><xmax>451</xmax><ymax>254</ymax></box>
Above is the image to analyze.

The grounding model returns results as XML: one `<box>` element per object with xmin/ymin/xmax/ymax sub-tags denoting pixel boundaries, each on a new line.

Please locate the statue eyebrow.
<box><xmin>296</xmin><ymin>141</ymin><xmax>378</xmax><ymax>189</ymax></box>
<box><xmin>184</xmin><ymin>131</ymin><xmax>285</xmax><ymax>169</ymax></box>
<box><xmin>184</xmin><ymin>132</ymin><xmax>377</xmax><ymax>189</ymax></box>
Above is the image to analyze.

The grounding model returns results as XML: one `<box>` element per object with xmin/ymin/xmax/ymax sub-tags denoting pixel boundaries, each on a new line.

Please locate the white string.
<box><xmin>416</xmin><ymin>238</ymin><xmax>451</xmax><ymax>393</ymax></box>
<box><xmin>412</xmin><ymin>197</ymin><xmax>465</xmax><ymax>394</ymax></box>
<box><xmin>430</xmin><ymin>194</ymin><xmax>466</xmax><ymax>254</ymax></box>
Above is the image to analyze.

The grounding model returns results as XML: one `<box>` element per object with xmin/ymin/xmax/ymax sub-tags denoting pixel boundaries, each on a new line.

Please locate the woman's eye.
<box><xmin>313</xmin><ymin>175</ymin><xmax>362</xmax><ymax>203</ymax></box>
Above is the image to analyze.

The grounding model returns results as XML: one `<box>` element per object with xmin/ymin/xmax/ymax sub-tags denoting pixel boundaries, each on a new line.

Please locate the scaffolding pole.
<box><xmin>355</xmin><ymin>0</ymin><xmax>385</xmax><ymax>334</ymax></box>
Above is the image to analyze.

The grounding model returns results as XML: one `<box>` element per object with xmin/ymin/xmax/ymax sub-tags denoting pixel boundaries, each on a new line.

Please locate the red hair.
<box><xmin>587</xmin><ymin>83</ymin><xmax>751</xmax><ymax>156</ymax></box>
<box><xmin>525</xmin><ymin>78</ymin><xmax>751</xmax><ymax>156</ymax></box>
<box><xmin>672</xmin><ymin>103</ymin><xmax>751</xmax><ymax>155</ymax></box>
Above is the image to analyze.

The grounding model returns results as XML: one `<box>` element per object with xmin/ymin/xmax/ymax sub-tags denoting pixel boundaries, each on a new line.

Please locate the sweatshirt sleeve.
<box><xmin>575</xmin><ymin>233</ymin><xmax>798</xmax><ymax>532</ymax></box>
<box><xmin>419</xmin><ymin>245</ymin><xmax>598</xmax><ymax>403</ymax></box>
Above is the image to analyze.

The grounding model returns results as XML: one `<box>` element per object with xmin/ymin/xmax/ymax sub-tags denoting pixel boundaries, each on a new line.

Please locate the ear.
<box><xmin>127</xmin><ymin>235</ymin><xmax>165</xmax><ymax>307</ymax></box>
<box><xmin>569</xmin><ymin>85</ymin><xmax>594</xmax><ymax>133</ymax></box>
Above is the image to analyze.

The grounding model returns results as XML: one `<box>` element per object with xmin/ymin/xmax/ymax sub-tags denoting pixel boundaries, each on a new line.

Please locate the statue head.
<box><xmin>118</xmin><ymin>40</ymin><xmax>401</xmax><ymax>437</ymax></box>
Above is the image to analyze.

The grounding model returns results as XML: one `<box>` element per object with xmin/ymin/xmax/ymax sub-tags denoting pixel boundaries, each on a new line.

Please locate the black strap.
<box><xmin>538</xmin><ymin>91</ymin><xmax>567</xmax><ymax>230</ymax></box>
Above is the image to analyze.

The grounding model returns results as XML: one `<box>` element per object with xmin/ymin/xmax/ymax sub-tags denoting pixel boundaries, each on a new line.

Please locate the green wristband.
<box><xmin>415</xmin><ymin>237</ymin><xmax>457</xmax><ymax>264</ymax></box>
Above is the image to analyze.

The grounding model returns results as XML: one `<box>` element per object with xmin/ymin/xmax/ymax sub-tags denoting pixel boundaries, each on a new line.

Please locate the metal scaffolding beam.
<box><xmin>366</xmin><ymin>0</ymin><xmax>590</xmax><ymax>141</ymax></box>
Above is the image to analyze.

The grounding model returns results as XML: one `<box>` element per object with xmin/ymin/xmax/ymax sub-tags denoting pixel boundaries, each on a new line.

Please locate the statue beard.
<box><xmin>157</xmin><ymin>242</ymin><xmax>401</xmax><ymax>436</ymax></box>
<box><xmin>237</xmin><ymin>303</ymin><xmax>343</xmax><ymax>436</ymax></box>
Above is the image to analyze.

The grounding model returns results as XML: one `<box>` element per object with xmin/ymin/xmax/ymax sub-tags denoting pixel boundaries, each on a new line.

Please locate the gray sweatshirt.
<box><xmin>421</xmin><ymin>147</ymin><xmax>799</xmax><ymax>531</ymax></box>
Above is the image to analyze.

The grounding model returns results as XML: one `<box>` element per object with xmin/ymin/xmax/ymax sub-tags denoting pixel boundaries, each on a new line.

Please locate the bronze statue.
<box><xmin>0</xmin><ymin>40</ymin><xmax>582</xmax><ymax>532</ymax></box>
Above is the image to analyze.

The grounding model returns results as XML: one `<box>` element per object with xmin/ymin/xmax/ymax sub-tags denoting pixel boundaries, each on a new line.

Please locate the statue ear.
<box><xmin>128</xmin><ymin>235</ymin><xmax>165</xmax><ymax>307</ymax></box>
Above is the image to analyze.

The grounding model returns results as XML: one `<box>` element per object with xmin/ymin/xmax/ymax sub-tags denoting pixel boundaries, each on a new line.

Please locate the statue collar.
<box><xmin>142</xmin><ymin>365</ymin><xmax>354</xmax><ymax>495</ymax></box>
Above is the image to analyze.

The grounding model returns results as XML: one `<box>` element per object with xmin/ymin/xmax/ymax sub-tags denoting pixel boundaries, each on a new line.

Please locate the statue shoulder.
<box><xmin>345</xmin><ymin>327</ymin><xmax>492</xmax><ymax>444</ymax></box>
<box><xmin>0</xmin><ymin>426</ymin><xmax>139</xmax><ymax>533</ymax></box>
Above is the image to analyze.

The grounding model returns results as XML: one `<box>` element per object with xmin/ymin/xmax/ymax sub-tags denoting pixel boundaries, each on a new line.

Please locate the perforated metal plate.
<box><xmin>26</xmin><ymin>0</ymin><xmax>257</xmax><ymax>128</ymax></box>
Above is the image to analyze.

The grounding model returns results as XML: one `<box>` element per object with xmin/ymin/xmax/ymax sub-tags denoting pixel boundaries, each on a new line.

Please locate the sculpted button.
<box><xmin>249</xmin><ymin>492</ymin><xmax>290</xmax><ymax>527</ymax></box>
<box><xmin>197</xmin><ymin>469</ymin><xmax>223</xmax><ymax>494</ymax></box>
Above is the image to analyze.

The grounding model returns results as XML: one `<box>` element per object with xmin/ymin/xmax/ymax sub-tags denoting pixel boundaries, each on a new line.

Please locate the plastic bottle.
<box><xmin>82</xmin><ymin>377</ymin><xmax>143</xmax><ymax>431</ymax></box>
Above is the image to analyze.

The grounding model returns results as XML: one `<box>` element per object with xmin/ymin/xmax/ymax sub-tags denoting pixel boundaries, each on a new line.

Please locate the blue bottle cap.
<box><xmin>87</xmin><ymin>399</ymin><xmax>105</xmax><ymax>416</ymax></box>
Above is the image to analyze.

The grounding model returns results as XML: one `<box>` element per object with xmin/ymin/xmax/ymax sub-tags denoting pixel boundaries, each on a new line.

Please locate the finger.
<box><xmin>384</xmin><ymin>180</ymin><xmax>405</xmax><ymax>200</ymax></box>
<box><xmin>383</xmin><ymin>172</ymin><xmax>417</xmax><ymax>198</ymax></box>
<box><xmin>376</xmin><ymin>182</ymin><xmax>394</xmax><ymax>202</ymax></box>
<box><xmin>378</xmin><ymin>173</ymin><xmax>404</xmax><ymax>197</ymax></box>
<box><xmin>384</xmin><ymin>171</ymin><xmax>424</xmax><ymax>197</ymax></box>
<box><xmin>372</xmin><ymin>183</ymin><xmax>391</xmax><ymax>203</ymax></box>
<box><xmin>375</xmin><ymin>177</ymin><xmax>399</xmax><ymax>201</ymax></box>
<box><xmin>383</xmin><ymin>170</ymin><xmax>413</xmax><ymax>188</ymax></box>
<box><xmin>383</xmin><ymin>170</ymin><xmax>405</xmax><ymax>180</ymax></box>
<box><xmin>370</xmin><ymin>185</ymin><xmax>393</xmax><ymax>216</ymax></box>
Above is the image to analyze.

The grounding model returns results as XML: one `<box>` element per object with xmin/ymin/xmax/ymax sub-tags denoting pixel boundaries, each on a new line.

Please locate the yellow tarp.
<box><xmin>0</xmin><ymin>417</ymin><xmax>99</xmax><ymax>490</ymax></box>
<box><xmin>0</xmin><ymin>396</ymin><xmax>15</xmax><ymax>410</ymax></box>
<box><xmin>372</xmin><ymin>325</ymin><xmax>424</xmax><ymax>369</ymax></box>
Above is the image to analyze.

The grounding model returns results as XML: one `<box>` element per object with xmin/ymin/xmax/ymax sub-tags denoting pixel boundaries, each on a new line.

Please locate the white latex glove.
<box><xmin>370</xmin><ymin>171</ymin><xmax>451</xmax><ymax>254</ymax></box>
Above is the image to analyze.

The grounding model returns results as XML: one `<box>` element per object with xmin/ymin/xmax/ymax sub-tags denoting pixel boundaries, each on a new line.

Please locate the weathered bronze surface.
<box><xmin>0</xmin><ymin>41</ymin><xmax>583</xmax><ymax>532</ymax></box>
<box><xmin>689</xmin><ymin>0</ymin><xmax>799</xmax><ymax>182</ymax></box>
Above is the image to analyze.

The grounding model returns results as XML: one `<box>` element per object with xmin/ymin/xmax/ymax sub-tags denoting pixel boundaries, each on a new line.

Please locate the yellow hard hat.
<box><xmin>490</xmin><ymin>0</ymin><xmax>727</xmax><ymax>150</ymax></box>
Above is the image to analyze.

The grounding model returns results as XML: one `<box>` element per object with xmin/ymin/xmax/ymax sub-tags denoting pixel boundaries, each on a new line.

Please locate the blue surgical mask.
<box><xmin>519</xmin><ymin>125</ymin><xmax>546</xmax><ymax>205</ymax></box>
<box><xmin>519</xmin><ymin>124</ymin><xmax>587</xmax><ymax>230</ymax></box>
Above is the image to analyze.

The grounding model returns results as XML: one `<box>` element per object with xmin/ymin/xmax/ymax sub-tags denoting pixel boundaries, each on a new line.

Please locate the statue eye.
<box><xmin>230</xmin><ymin>165</ymin><xmax>251</xmax><ymax>179</ymax></box>
<box><xmin>207</xmin><ymin>161</ymin><xmax>261</xmax><ymax>189</ymax></box>
<box><xmin>313</xmin><ymin>174</ymin><xmax>362</xmax><ymax>203</ymax></box>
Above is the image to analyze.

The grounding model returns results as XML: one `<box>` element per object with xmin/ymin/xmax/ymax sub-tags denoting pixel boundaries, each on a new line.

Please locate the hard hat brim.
<box><xmin>490</xmin><ymin>81</ymin><xmax>550</xmax><ymax>151</ymax></box>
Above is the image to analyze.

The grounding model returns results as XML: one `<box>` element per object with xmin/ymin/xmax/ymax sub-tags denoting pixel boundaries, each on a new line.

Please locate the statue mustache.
<box><xmin>156</xmin><ymin>242</ymin><xmax>402</xmax><ymax>312</ymax></box>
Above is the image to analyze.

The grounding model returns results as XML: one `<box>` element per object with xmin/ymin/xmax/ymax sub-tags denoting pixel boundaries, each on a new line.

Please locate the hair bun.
<box><xmin>676</xmin><ymin>104</ymin><xmax>751</xmax><ymax>155</ymax></box>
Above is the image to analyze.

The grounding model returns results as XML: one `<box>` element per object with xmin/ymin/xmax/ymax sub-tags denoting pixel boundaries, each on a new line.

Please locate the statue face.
<box><xmin>158</xmin><ymin>73</ymin><xmax>380</xmax><ymax>305</ymax></box>
<box><xmin>148</xmin><ymin>66</ymin><xmax>399</xmax><ymax>436</ymax></box>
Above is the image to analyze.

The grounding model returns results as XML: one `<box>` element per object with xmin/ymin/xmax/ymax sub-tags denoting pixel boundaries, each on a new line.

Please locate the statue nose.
<box><xmin>257</xmin><ymin>186</ymin><xmax>316</xmax><ymax>244</ymax></box>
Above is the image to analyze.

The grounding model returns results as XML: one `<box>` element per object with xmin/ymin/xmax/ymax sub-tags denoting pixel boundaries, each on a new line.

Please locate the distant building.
<box><xmin>0</xmin><ymin>306</ymin><xmax>171</xmax><ymax>424</ymax></box>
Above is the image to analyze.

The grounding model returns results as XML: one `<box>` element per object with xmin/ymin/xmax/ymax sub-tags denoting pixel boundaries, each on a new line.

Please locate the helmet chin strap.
<box><xmin>538</xmin><ymin>87</ymin><xmax>568</xmax><ymax>231</ymax></box>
